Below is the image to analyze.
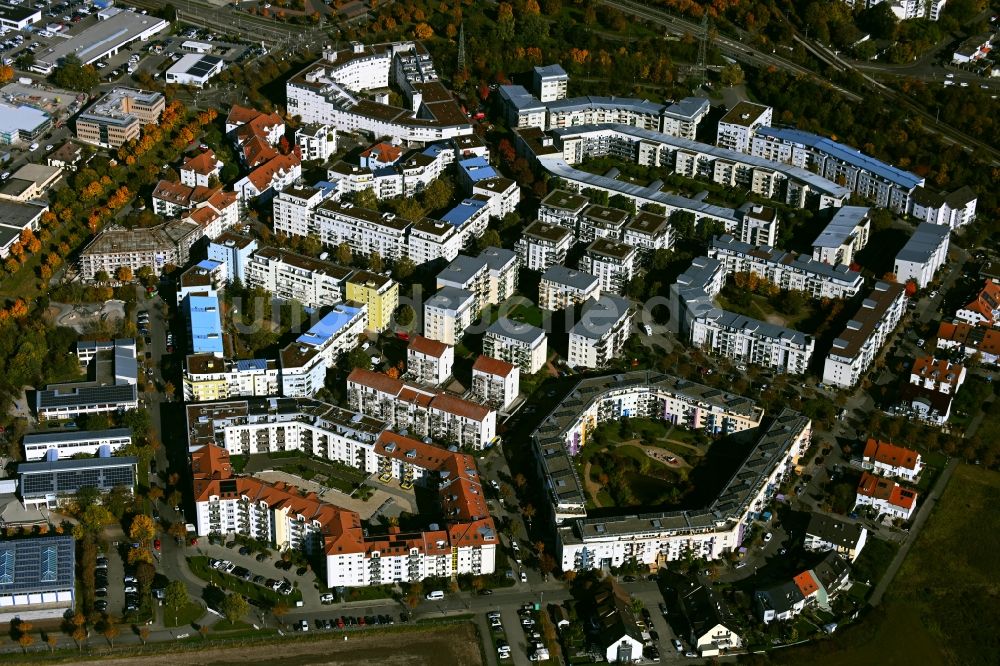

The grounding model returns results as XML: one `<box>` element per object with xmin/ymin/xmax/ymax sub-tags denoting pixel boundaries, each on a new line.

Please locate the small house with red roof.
<box><xmin>955</xmin><ymin>280</ymin><xmax>1000</xmax><ymax>328</ymax></box>
<box><xmin>855</xmin><ymin>471</ymin><xmax>918</xmax><ymax>520</ymax></box>
<box><xmin>862</xmin><ymin>438</ymin><xmax>923</xmax><ymax>482</ymax></box>
<box><xmin>180</xmin><ymin>149</ymin><xmax>224</xmax><ymax>188</ymax></box>
<box><xmin>360</xmin><ymin>141</ymin><xmax>403</xmax><ymax>170</ymax></box>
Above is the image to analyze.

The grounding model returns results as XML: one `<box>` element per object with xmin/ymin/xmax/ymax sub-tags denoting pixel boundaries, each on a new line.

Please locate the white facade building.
<box><xmin>518</xmin><ymin>220</ymin><xmax>574</xmax><ymax>272</ymax></box>
<box><xmin>21</xmin><ymin>428</ymin><xmax>132</xmax><ymax>462</ymax></box>
<box><xmin>567</xmin><ymin>295</ymin><xmax>633</xmax><ymax>369</ymax></box>
<box><xmin>423</xmin><ymin>287</ymin><xmax>476</xmax><ymax>345</ymax></box>
<box><xmin>406</xmin><ymin>335</ymin><xmax>454</xmax><ymax>386</ymax></box>
<box><xmin>812</xmin><ymin>206</ymin><xmax>871</xmax><ymax>266</ymax></box>
<box><xmin>483</xmin><ymin>318</ymin><xmax>548</xmax><ymax>375</ymax></box>
<box><xmin>893</xmin><ymin>222</ymin><xmax>950</xmax><ymax>289</ymax></box>
<box><xmin>823</xmin><ymin>281</ymin><xmax>907</xmax><ymax>388</ymax></box>
<box><xmin>578</xmin><ymin>238</ymin><xmax>636</xmax><ymax>295</ymax></box>
<box><xmin>716</xmin><ymin>101</ymin><xmax>773</xmax><ymax>153</ymax></box>
<box><xmin>471</xmin><ymin>356</ymin><xmax>520</xmax><ymax>411</ymax></box>
<box><xmin>539</xmin><ymin>265</ymin><xmax>601</xmax><ymax>311</ymax></box>
<box><xmin>295</xmin><ymin>123</ymin><xmax>338</xmax><ymax>162</ymax></box>
<box><xmin>244</xmin><ymin>246</ymin><xmax>351</xmax><ymax>309</ymax></box>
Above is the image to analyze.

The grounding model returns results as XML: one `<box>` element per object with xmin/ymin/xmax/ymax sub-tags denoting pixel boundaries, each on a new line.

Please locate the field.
<box><xmin>83</xmin><ymin>622</ymin><xmax>483</xmax><ymax>666</ymax></box>
<box><xmin>770</xmin><ymin>464</ymin><xmax>1000</xmax><ymax>665</ymax></box>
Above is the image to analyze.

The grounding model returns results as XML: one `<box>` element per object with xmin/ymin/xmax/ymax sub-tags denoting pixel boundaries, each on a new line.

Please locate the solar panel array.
<box><xmin>0</xmin><ymin>536</ymin><xmax>75</xmax><ymax>593</ymax></box>
<box><xmin>20</xmin><ymin>461</ymin><xmax>135</xmax><ymax>497</ymax></box>
<box><xmin>187</xmin><ymin>55</ymin><xmax>224</xmax><ymax>77</ymax></box>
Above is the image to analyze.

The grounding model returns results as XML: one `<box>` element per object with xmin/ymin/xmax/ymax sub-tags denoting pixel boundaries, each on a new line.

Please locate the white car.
<box><xmin>763</xmin><ymin>532</ymin><xmax>772</xmax><ymax>543</ymax></box>
<box><xmin>520</xmin><ymin>571</ymin><xmax>528</xmax><ymax>583</ymax></box>
<box><xmin>642</xmin><ymin>324</ymin><xmax>653</xmax><ymax>336</ymax></box>
<box><xmin>320</xmin><ymin>593</ymin><xmax>335</xmax><ymax>604</ymax></box>
<box><xmin>29</xmin><ymin>142</ymin><xmax>39</xmax><ymax>151</ymax></box>
<box><xmin>735</xmin><ymin>561</ymin><xmax>747</xmax><ymax>569</ymax></box>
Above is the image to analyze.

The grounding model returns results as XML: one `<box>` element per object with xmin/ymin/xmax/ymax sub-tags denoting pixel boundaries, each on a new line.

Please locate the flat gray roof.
<box><xmin>541</xmin><ymin>264</ymin><xmax>599</xmax><ymax>291</ymax></box>
<box><xmin>813</xmin><ymin>206</ymin><xmax>870</xmax><ymax>249</ymax></box>
<box><xmin>37</xmin><ymin>9</ymin><xmax>168</xmax><ymax>68</ymax></box>
<box><xmin>487</xmin><ymin>318</ymin><xmax>545</xmax><ymax>345</ymax></box>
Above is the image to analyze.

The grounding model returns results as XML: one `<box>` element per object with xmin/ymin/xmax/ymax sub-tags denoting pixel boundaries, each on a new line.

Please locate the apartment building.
<box><xmin>435</xmin><ymin>247</ymin><xmax>519</xmax><ymax>313</ymax></box>
<box><xmin>935</xmin><ymin>321</ymin><xmax>1000</xmax><ymax>366</ymax></box>
<box><xmin>863</xmin><ymin>437</ymin><xmax>924</xmax><ymax>483</ymax></box>
<box><xmin>406</xmin><ymin>335</ymin><xmax>454</xmax><ymax>386</ymax></box>
<box><xmin>21</xmin><ymin>428</ymin><xmax>132</xmax><ymax>462</ymax></box>
<box><xmin>345</xmin><ymin>270</ymin><xmax>399</xmax><ymax>332</ymax></box>
<box><xmin>235</xmin><ymin>152</ymin><xmax>302</xmax><ymax>208</ymax></box>
<box><xmin>78</xmin><ymin>220</ymin><xmax>203</xmax><ymax>280</ymax></box>
<box><xmin>326</xmin><ymin>142</ymin><xmax>449</xmax><ymax>201</ymax></box>
<box><xmin>737</xmin><ymin>203</ymin><xmax>779</xmax><ymax>248</ymax></box>
<box><xmin>909</xmin><ymin>357</ymin><xmax>966</xmax><ymax>395</ymax></box>
<box><xmin>244</xmin><ymin>247</ymin><xmax>352</xmax><ymax>309</ymax></box>
<box><xmin>823</xmin><ymin>281</ymin><xmax>907</xmax><ymax>388</ymax></box>
<box><xmin>552</xmin><ymin>124</ymin><xmax>848</xmax><ymax>211</ymax></box>
<box><xmin>183</xmin><ymin>354</ymin><xmax>279</xmax><ymax>402</ymax></box>
<box><xmin>151</xmin><ymin>178</ymin><xmax>217</xmax><ymax>218</ymax></box>
<box><xmin>518</xmin><ymin>220</ymin><xmax>574</xmax><ymax>272</ymax></box>
<box><xmin>551</xmin><ymin>406</ymin><xmax>808</xmax><ymax>568</ymax></box>
<box><xmin>955</xmin><ymin>280</ymin><xmax>1000</xmax><ymax>327</ymax></box>
<box><xmin>423</xmin><ymin>287</ymin><xmax>476</xmax><ymax>345</ymax></box>
<box><xmin>538</xmin><ymin>189</ymin><xmax>589</xmax><ymax>228</ymax></box>
<box><xmin>207</xmin><ymin>232</ymin><xmax>258</xmax><ymax>284</ymax></box>
<box><xmin>180</xmin><ymin>150</ymin><xmax>223</xmax><ymax>188</ymax></box>
<box><xmin>346</xmin><ymin>368</ymin><xmax>497</xmax><ymax>449</ymax></box>
<box><xmin>709</xmin><ymin>235</ymin><xmax>864</xmax><ymax>300</ymax></box>
<box><xmin>533</xmin><ymin>64</ymin><xmax>569</xmax><ymax>102</ymax></box>
<box><xmin>483</xmin><ymin>318</ymin><xmax>548</xmax><ymax>374</ymax></box>
<box><xmin>310</xmin><ymin>200</ymin><xmax>411</xmax><ymax>260</ymax></box>
<box><xmin>803</xmin><ymin>513</ymin><xmax>868</xmax><ymax>562</ymax></box>
<box><xmin>855</xmin><ymin>472</ymin><xmax>917</xmax><ymax>521</ymax></box>
<box><xmin>540</xmin><ymin>265</ymin><xmax>601</xmax><ymax>311</ymax></box>
<box><xmin>623</xmin><ymin>210</ymin><xmax>673</xmax><ymax>259</ymax></box>
<box><xmin>471</xmin><ymin>356</ymin><xmax>519</xmax><ymax>411</ymax></box>
<box><xmin>75</xmin><ymin>88</ymin><xmax>164</xmax><ymax>148</ymax></box>
<box><xmin>567</xmin><ymin>295</ymin><xmax>633</xmax><ymax>369</ymax></box>
<box><xmin>280</xmin><ymin>302</ymin><xmax>368</xmax><ymax>398</ymax></box>
<box><xmin>295</xmin><ymin>123</ymin><xmax>338</xmax><ymax>162</ymax></box>
<box><xmin>716</xmin><ymin>101</ymin><xmax>773</xmax><ymax>153</ymax></box>
<box><xmin>750</xmin><ymin>126</ymin><xmax>924</xmax><ymax>214</ymax></box>
<box><xmin>271</xmin><ymin>185</ymin><xmax>334</xmax><ymax>240</ymax></box>
<box><xmin>285</xmin><ymin>41</ymin><xmax>473</xmax><ymax>144</ymax></box>
<box><xmin>812</xmin><ymin>206</ymin><xmax>871</xmax><ymax>266</ymax></box>
<box><xmin>909</xmin><ymin>185</ymin><xmax>977</xmax><ymax>229</ymax></box>
<box><xmin>578</xmin><ymin>238</ymin><xmax>637</xmax><ymax>295</ymax></box>
<box><xmin>184</xmin><ymin>294</ymin><xmax>224</xmax><ymax>357</ymax></box>
<box><xmin>498</xmin><ymin>84</ymin><xmax>548</xmax><ymax>129</ymax></box>
<box><xmin>670</xmin><ymin>255</ymin><xmax>816</xmax><ymax>375</ymax></box>
<box><xmin>893</xmin><ymin>222</ymin><xmax>950</xmax><ymax>289</ymax></box>
<box><xmin>661</xmin><ymin>97</ymin><xmax>711</xmax><ymax>140</ymax></box>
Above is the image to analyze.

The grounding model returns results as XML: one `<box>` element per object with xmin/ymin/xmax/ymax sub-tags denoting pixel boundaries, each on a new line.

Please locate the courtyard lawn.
<box><xmin>163</xmin><ymin>601</ymin><xmax>205</xmax><ymax>628</ymax></box>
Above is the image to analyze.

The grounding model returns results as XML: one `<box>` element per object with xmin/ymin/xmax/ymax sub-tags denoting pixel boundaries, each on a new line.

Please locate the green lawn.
<box><xmin>163</xmin><ymin>601</ymin><xmax>204</xmax><ymax>628</ymax></box>
<box><xmin>187</xmin><ymin>556</ymin><xmax>302</xmax><ymax>607</ymax></box>
<box><xmin>772</xmin><ymin>464</ymin><xmax>999</xmax><ymax>666</ymax></box>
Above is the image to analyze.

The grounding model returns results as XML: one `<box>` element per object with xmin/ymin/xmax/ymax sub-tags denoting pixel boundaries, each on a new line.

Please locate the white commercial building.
<box><xmin>165</xmin><ymin>53</ymin><xmax>225</xmax><ymax>87</ymax></box>
<box><xmin>567</xmin><ymin>295</ymin><xmax>633</xmax><ymax>369</ymax></box>
<box><xmin>346</xmin><ymin>368</ymin><xmax>497</xmax><ymax>449</ymax></box>
<box><xmin>823</xmin><ymin>281</ymin><xmax>907</xmax><ymax>388</ymax></box>
<box><xmin>21</xmin><ymin>428</ymin><xmax>132</xmax><ymax>462</ymax></box>
<box><xmin>483</xmin><ymin>318</ymin><xmax>548</xmax><ymax>375</ymax></box>
<box><xmin>32</xmin><ymin>8</ymin><xmax>168</xmax><ymax>74</ymax></box>
<box><xmin>893</xmin><ymin>222</ymin><xmax>950</xmax><ymax>289</ymax></box>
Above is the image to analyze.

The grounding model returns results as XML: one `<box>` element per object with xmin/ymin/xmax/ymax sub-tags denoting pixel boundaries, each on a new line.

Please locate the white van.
<box><xmin>425</xmin><ymin>590</ymin><xmax>444</xmax><ymax>601</ymax></box>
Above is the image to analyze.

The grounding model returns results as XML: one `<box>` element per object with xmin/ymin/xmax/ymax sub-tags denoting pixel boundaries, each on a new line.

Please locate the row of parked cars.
<box><xmin>208</xmin><ymin>557</ymin><xmax>293</xmax><ymax>596</ymax></box>
<box><xmin>294</xmin><ymin>613</ymin><xmax>400</xmax><ymax>632</ymax></box>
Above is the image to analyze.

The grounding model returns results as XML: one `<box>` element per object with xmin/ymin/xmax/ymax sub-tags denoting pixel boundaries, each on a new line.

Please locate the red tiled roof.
<box><xmin>241</xmin><ymin>135</ymin><xmax>279</xmax><ymax>168</ymax></box>
<box><xmin>226</xmin><ymin>104</ymin><xmax>262</xmax><ymax>127</ymax></box>
<box><xmin>430</xmin><ymin>393</ymin><xmax>491</xmax><ymax>422</ymax></box>
<box><xmin>152</xmin><ymin>179</ymin><xmax>193</xmax><ymax>205</ymax></box>
<box><xmin>793</xmin><ymin>570</ymin><xmax>819</xmax><ymax>597</ymax></box>
<box><xmin>408</xmin><ymin>335</ymin><xmax>450</xmax><ymax>359</ymax></box>
<box><xmin>347</xmin><ymin>367</ymin><xmax>404</xmax><ymax>395</ymax></box>
<box><xmin>857</xmin><ymin>472</ymin><xmax>917</xmax><ymax>510</ymax></box>
<box><xmin>889</xmin><ymin>485</ymin><xmax>917</xmax><ymax>510</ymax></box>
<box><xmin>863</xmin><ymin>438</ymin><xmax>920</xmax><ymax>470</ymax></box>
<box><xmin>182</xmin><ymin>149</ymin><xmax>220</xmax><ymax>176</ymax></box>
<box><xmin>361</xmin><ymin>141</ymin><xmax>402</xmax><ymax>164</ymax></box>
<box><xmin>472</xmin><ymin>355</ymin><xmax>516</xmax><ymax>378</ymax></box>
<box><xmin>246</xmin><ymin>153</ymin><xmax>300</xmax><ymax>191</ymax></box>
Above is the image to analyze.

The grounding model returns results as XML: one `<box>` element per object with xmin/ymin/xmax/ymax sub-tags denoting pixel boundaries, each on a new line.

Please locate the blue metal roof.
<box><xmin>441</xmin><ymin>197</ymin><xmax>488</xmax><ymax>227</ymax></box>
<box><xmin>756</xmin><ymin>127</ymin><xmax>923</xmax><ymax>190</ymax></box>
<box><xmin>235</xmin><ymin>358</ymin><xmax>268</xmax><ymax>372</ymax></box>
<box><xmin>458</xmin><ymin>156</ymin><xmax>498</xmax><ymax>183</ymax></box>
<box><xmin>187</xmin><ymin>295</ymin><xmax>224</xmax><ymax>355</ymax></box>
<box><xmin>296</xmin><ymin>303</ymin><xmax>363</xmax><ymax>347</ymax></box>
<box><xmin>196</xmin><ymin>259</ymin><xmax>222</xmax><ymax>271</ymax></box>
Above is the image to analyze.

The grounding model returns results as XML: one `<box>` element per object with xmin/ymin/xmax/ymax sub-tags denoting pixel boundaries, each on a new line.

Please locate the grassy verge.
<box><xmin>163</xmin><ymin>601</ymin><xmax>204</xmax><ymax>628</ymax></box>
